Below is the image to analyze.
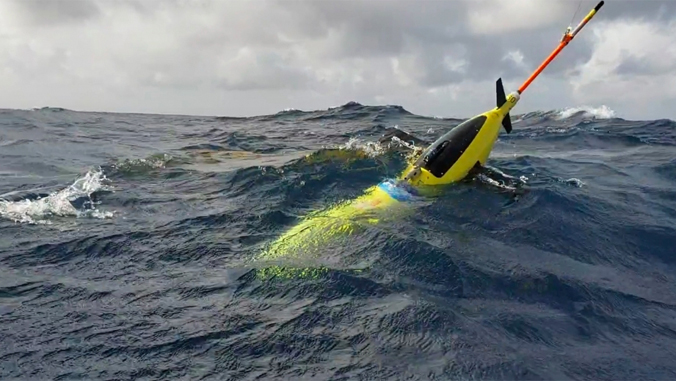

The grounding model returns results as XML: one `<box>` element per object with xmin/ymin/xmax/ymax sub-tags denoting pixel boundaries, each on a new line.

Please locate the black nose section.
<box><xmin>421</xmin><ymin>114</ymin><xmax>487</xmax><ymax>178</ymax></box>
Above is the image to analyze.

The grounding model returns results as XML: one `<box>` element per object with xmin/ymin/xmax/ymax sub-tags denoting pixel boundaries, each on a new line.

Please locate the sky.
<box><xmin>1</xmin><ymin>0</ymin><xmax>675</xmax><ymax>120</ymax></box>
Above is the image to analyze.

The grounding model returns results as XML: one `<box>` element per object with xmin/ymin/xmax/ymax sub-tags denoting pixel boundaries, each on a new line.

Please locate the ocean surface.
<box><xmin>1</xmin><ymin>102</ymin><xmax>676</xmax><ymax>380</ymax></box>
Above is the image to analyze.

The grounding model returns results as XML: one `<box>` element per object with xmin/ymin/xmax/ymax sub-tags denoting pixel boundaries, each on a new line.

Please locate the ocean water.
<box><xmin>1</xmin><ymin>102</ymin><xmax>675</xmax><ymax>380</ymax></box>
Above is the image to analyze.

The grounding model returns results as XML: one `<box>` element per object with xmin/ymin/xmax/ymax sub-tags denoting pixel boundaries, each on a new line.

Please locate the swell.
<box><xmin>3</xmin><ymin>105</ymin><xmax>676</xmax><ymax>380</ymax></box>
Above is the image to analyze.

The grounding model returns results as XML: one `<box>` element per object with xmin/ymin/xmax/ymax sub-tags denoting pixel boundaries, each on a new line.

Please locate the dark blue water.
<box><xmin>2</xmin><ymin>103</ymin><xmax>676</xmax><ymax>380</ymax></box>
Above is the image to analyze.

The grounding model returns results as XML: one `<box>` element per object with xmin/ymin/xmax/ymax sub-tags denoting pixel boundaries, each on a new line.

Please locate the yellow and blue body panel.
<box><xmin>255</xmin><ymin>178</ymin><xmax>418</xmax><ymax>262</ymax></box>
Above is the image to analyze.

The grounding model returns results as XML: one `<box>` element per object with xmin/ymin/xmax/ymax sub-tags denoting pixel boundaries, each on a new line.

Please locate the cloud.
<box><xmin>569</xmin><ymin>17</ymin><xmax>676</xmax><ymax>119</ymax></box>
<box><xmin>466</xmin><ymin>0</ymin><xmax>571</xmax><ymax>35</ymax></box>
<box><xmin>214</xmin><ymin>47</ymin><xmax>316</xmax><ymax>91</ymax></box>
<box><xmin>3</xmin><ymin>0</ymin><xmax>100</xmax><ymax>26</ymax></box>
<box><xmin>0</xmin><ymin>0</ymin><xmax>674</xmax><ymax>120</ymax></box>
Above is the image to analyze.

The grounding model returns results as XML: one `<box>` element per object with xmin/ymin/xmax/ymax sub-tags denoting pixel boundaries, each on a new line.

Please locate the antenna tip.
<box><xmin>595</xmin><ymin>1</ymin><xmax>605</xmax><ymax>11</ymax></box>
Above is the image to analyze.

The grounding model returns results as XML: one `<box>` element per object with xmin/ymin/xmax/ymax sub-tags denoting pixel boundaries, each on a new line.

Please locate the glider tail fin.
<box><xmin>496</xmin><ymin>78</ymin><xmax>513</xmax><ymax>134</ymax></box>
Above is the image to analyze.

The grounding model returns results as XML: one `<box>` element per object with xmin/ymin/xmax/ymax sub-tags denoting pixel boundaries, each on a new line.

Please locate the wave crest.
<box><xmin>0</xmin><ymin>169</ymin><xmax>114</xmax><ymax>224</ymax></box>
<box><xmin>557</xmin><ymin>105</ymin><xmax>616</xmax><ymax>120</ymax></box>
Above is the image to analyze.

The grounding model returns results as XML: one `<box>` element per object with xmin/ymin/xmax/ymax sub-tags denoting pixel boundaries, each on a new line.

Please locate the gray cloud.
<box><xmin>0</xmin><ymin>0</ymin><xmax>674</xmax><ymax>120</ymax></box>
<box><xmin>615</xmin><ymin>54</ymin><xmax>676</xmax><ymax>77</ymax></box>
<box><xmin>285</xmin><ymin>0</ymin><xmax>467</xmax><ymax>57</ymax></box>
<box><xmin>8</xmin><ymin>0</ymin><xmax>100</xmax><ymax>26</ymax></box>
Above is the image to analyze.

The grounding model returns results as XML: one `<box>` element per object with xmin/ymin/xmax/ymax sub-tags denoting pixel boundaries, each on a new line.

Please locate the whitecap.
<box><xmin>557</xmin><ymin>105</ymin><xmax>616</xmax><ymax>120</ymax></box>
<box><xmin>0</xmin><ymin>168</ymin><xmax>114</xmax><ymax>224</ymax></box>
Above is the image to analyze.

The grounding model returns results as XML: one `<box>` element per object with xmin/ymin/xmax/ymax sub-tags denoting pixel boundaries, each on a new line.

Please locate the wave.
<box><xmin>513</xmin><ymin>105</ymin><xmax>619</xmax><ymax>123</ymax></box>
<box><xmin>0</xmin><ymin>135</ymin><xmax>405</xmax><ymax>225</ymax></box>
<box><xmin>556</xmin><ymin>105</ymin><xmax>617</xmax><ymax>120</ymax></box>
<box><xmin>0</xmin><ymin>102</ymin><xmax>643</xmax><ymax>127</ymax></box>
<box><xmin>30</xmin><ymin>106</ymin><xmax>72</xmax><ymax>112</ymax></box>
<box><xmin>0</xmin><ymin>169</ymin><xmax>114</xmax><ymax>224</ymax></box>
<box><xmin>2</xmin><ymin>102</ymin><xmax>676</xmax><ymax>380</ymax></box>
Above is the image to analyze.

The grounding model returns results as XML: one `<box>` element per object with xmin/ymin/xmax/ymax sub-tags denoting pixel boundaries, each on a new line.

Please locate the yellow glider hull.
<box><xmin>255</xmin><ymin>182</ymin><xmax>413</xmax><ymax>262</ymax></box>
